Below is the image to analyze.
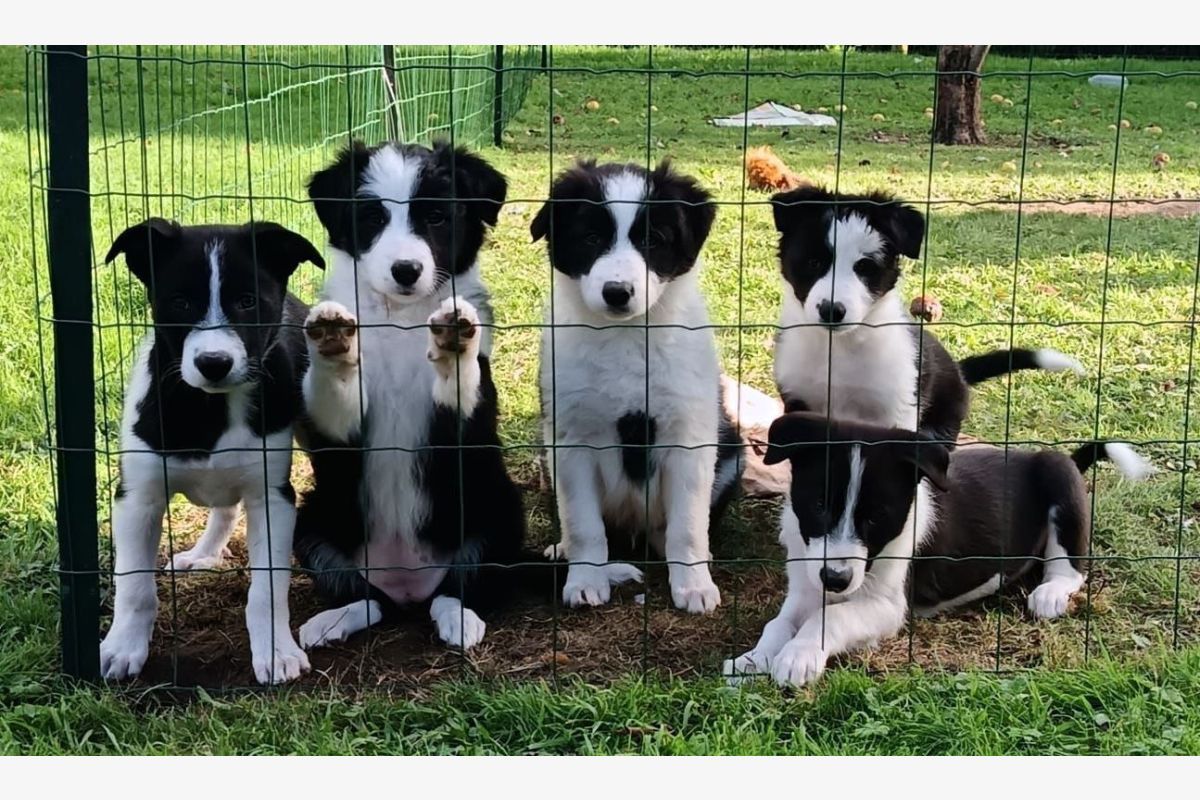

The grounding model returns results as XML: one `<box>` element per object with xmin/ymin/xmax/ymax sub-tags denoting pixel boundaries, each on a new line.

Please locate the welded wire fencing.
<box><xmin>25</xmin><ymin>44</ymin><xmax>1199</xmax><ymax>690</ymax></box>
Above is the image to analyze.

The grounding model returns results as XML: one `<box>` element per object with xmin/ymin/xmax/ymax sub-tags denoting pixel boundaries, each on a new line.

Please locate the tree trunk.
<box><xmin>934</xmin><ymin>45</ymin><xmax>990</xmax><ymax>145</ymax></box>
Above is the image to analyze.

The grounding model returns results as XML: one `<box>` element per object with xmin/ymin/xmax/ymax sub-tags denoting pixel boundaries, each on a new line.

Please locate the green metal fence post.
<box><xmin>45</xmin><ymin>45</ymin><xmax>100</xmax><ymax>680</ymax></box>
<box><xmin>492</xmin><ymin>45</ymin><xmax>505</xmax><ymax>147</ymax></box>
<box><xmin>382</xmin><ymin>45</ymin><xmax>400</xmax><ymax>141</ymax></box>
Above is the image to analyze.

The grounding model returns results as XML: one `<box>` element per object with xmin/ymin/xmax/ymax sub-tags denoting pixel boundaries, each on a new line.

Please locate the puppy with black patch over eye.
<box><xmin>532</xmin><ymin>159</ymin><xmax>744</xmax><ymax>614</ymax></box>
<box><xmin>724</xmin><ymin>412</ymin><xmax>1151</xmax><ymax>689</ymax></box>
<box><xmin>294</xmin><ymin>140</ymin><xmax>528</xmax><ymax>653</ymax></box>
<box><xmin>770</xmin><ymin>185</ymin><xmax>1083</xmax><ymax>443</ymax></box>
<box><xmin>100</xmin><ymin>218</ymin><xmax>325</xmax><ymax>685</ymax></box>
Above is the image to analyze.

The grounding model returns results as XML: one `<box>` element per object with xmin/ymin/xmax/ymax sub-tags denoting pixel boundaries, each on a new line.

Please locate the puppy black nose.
<box><xmin>194</xmin><ymin>352</ymin><xmax>234</xmax><ymax>382</ymax></box>
<box><xmin>602</xmin><ymin>281</ymin><xmax>633</xmax><ymax>309</ymax></box>
<box><xmin>819</xmin><ymin>566</ymin><xmax>853</xmax><ymax>593</ymax></box>
<box><xmin>391</xmin><ymin>260</ymin><xmax>422</xmax><ymax>287</ymax></box>
<box><xmin>817</xmin><ymin>300</ymin><xmax>846</xmax><ymax>324</ymax></box>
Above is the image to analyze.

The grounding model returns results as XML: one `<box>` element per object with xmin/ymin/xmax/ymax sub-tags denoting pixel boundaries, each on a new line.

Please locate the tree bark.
<box><xmin>934</xmin><ymin>45</ymin><xmax>990</xmax><ymax>145</ymax></box>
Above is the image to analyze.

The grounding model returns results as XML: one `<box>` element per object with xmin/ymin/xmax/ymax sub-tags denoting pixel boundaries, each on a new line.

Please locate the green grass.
<box><xmin>3</xmin><ymin>45</ymin><xmax>1200</xmax><ymax>754</ymax></box>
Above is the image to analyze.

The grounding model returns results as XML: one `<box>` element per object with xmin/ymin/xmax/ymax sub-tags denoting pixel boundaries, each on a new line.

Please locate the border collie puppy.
<box><xmin>532</xmin><ymin>159</ymin><xmax>743</xmax><ymax>614</ymax></box>
<box><xmin>725</xmin><ymin>412</ymin><xmax>1151</xmax><ymax>688</ymax></box>
<box><xmin>294</xmin><ymin>140</ymin><xmax>525</xmax><ymax>651</ymax></box>
<box><xmin>770</xmin><ymin>185</ymin><xmax>1082</xmax><ymax>443</ymax></box>
<box><xmin>100</xmin><ymin>218</ymin><xmax>324</xmax><ymax>684</ymax></box>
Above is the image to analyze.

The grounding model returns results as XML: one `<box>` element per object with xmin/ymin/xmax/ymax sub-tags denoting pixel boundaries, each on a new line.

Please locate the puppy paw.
<box><xmin>723</xmin><ymin>649</ymin><xmax>772</xmax><ymax>687</ymax></box>
<box><xmin>563</xmin><ymin>564</ymin><xmax>613</xmax><ymax>608</ymax></box>
<box><xmin>305</xmin><ymin>301</ymin><xmax>358</xmax><ymax>366</ymax></box>
<box><xmin>1027</xmin><ymin>576</ymin><xmax>1082</xmax><ymax>620</ymax></box>
<box><xmin>166</xmin><ymin>545</ymin><xmax>232</xmax><ymax>572</ymax></box>
<box><xmin>669</xmin><ymin>563</ymin><xmax>722</xmax><ymax>614</ymax></box>
<box><xmin>299</xmin><ymin>607</ymin><xmax>356</xmax><ymax>650</ymax></box>
<box><xmin>543</xmin><ymin>541</ymin><xmax>568</xmax><ymax>561</ymax></box>
<box><xmin>250</xmin><ymin>633</ymin><xmax>310</xmax><ymax>685</ymax></box>
<box><xmin>427</xmin><ymin>296</ymin><xmax>480</xmax><ymax>364</ymax></box>
<box><xmin>604</xmin><ymin>562</ymin><xmax>644</xmax><ymax>587</ymax></box>
<box><xmin>99</xmin><ymin>624</ymin><xmax>153</xmax><ymax>681</ymax></box>
<box><xmin>770</xmin><ymin>639</ymin><xmax>827</xmax><ymax>688</ymax></box>
<box><xmin>431</xmin><ymin>597</ymin><xmax>487</xmax><ymax>650</ymax></box>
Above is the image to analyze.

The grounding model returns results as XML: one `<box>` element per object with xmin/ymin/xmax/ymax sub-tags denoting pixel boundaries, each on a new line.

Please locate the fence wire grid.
<box><xmin>25</xmin><ymin>44</ymin><xmax>1200</xmax><ymax>691</ymax></box>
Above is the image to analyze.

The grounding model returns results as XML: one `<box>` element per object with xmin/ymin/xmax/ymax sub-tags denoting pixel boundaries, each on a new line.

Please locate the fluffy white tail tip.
<box><xmin>1104</xmin><ymin>442</ymin><xmax>1154</xmax><ymax>481</ymax></box>
<box><xmin>1034</xmin><ymin>349</ymin><xmax>1086</xmax><ymax>376</ymax></box>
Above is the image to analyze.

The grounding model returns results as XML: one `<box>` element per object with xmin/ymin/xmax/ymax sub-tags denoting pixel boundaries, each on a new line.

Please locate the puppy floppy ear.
<box><xmin>306</xmin><ymin>140</ymin><xmax>372</xmax><ymax>235</ymax></box>
<box><xmin>530</xmin><ymin>159</ymin><xmax>599</xmax><ymax>244</ymax></box>
<box><xmin>245</xmin><ymin>221</ymin><xmax>325</xmax><ymax>283</ymax></box>
<box><xmin>770</xmin><ymin>185</ymin><xmax>831</xmax><ymax>234</ymax></box>
<box><xmin>104</xmin><ymin>218</ymin><xmax>182</xmax><ymax>286</ymax></box>
<box><xmin>879</xmin><ymin>202</ymin><xmax>925</xmax><ymax>260</ymax></box>
<box><xmin>897</xmin><ymin>438</ymin><xmax>950</xmax><ymax>492</ymax></box>
<box><xmin>761</xmin><ymin>411</ymin><xmax>837</xmax><ymax>465</ymax></box>
<box><xmin>652</xmin><ymin>159</ymin><xmax>716</xmax><ymax>259</ymax></box>
<box><xmin>432</xmin><ymin>142</ymin><xmax>508</xmax><ymax>227</ymax></box>
<box><xmin>530</xmin><ymin>201</ymin><xmax>551</xmax><ymax>242</ymax></box>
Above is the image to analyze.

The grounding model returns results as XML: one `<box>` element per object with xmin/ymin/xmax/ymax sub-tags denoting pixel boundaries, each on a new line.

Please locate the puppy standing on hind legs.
<box><xmin>99</xmin><ymin>218</ymin><xmax>324</xmax><ymax>684</ymax></box>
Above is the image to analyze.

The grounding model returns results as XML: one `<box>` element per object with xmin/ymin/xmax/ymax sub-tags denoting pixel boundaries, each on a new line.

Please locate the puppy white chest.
<box><xmin>776</xmin><ymin>296</ymin><xmax>919</xmax><ymax>430</ymax></box>
<box><xmin>358</xmin><ymin>304</ymin><xmax>437</xmax><ymax>543</ymax></box>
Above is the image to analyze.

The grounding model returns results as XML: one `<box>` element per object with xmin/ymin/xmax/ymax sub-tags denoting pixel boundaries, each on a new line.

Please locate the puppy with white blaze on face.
<box><xmin>294</xmin><ymin>140</ymin><xmax>528</xmax><ymax>653</ymax></box>
<box><xmin>724</xmin><ymin>412</ymin><xmax>1151</xmax><ymax>689</ymax></box>
<box><xmin>770</xmin><ymin>185</ymin><xmax>1083</xmax><ymax>444</ymax></box>
<box><xmin>532</xmin><ymin>159</ymin><xmax>744</xmax><ymax>614</ymax></box>
<box><xmin>100</xmin><ymin>218</ymin><xmax>325</xmax><ymax>685</ymax></box>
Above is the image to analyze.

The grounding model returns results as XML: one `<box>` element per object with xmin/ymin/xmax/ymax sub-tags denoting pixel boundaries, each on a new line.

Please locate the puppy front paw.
<box><xmin>305</xmin><ymin>301</ymin><xmax>359</xmax><ymax>367</ymax></box>
<box><xmin>668</xmin><ymin>562</ymin><xmax>721</xmax><ymax>614</ymax></box>
<box><xmin>427</xmin><ymin>296</ymin><xmax>480</xmax><ymax>364</ymax></box>
<box><xmin>770</xmin><ymin>638</ymin><xmax>828</xmax><ymax>688</ymax></box>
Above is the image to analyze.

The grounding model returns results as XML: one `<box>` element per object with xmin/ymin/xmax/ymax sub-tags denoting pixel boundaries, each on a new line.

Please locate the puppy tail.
<box><xmin>958</xmin><ymin>347</ymin><xmax>1085</xmax><ymax>386</ymax></box>
<box><xmin>1070</xmin><ymin>441</ymin><xmax>1154</xmax><ymax>481</ymax></box>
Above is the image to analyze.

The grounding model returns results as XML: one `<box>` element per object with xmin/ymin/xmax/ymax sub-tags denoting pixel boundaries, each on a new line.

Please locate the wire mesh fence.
<box><xmin>25</xmin><ymin>44</ymin><xmax>1200</xmax><ymax>691</ymax></box>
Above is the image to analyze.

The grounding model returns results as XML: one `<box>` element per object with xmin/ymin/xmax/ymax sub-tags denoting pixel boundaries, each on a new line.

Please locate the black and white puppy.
<box><xmin>100</xmin><ymin>218</ymin><xmax>324</xmax><ymax>684</ymax></box>
<box><xmin>770</xmin><ymin>185</ymin><xmax>1082</xmax><ymax>443</ymax></box>
<box><xmin>532</xmin><ymin>160</ymin><xmax>743</xmax><ymax>614</ymax></box>
<box><xmin>725</xmin><ymin>412</ymin><xmax>1151</xmax><ymax>688</ymax></box>
<box><xmin>294</xmin><ymin>140</ymin><xmax>525</xmax><ymax>652</ymax></box>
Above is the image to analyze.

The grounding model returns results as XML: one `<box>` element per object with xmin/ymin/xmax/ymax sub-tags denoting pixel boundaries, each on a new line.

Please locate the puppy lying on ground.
<box><xmin>726</xmin><ymin>412</ymin><xmax>1151</xmax><ymax>688</ymax></box>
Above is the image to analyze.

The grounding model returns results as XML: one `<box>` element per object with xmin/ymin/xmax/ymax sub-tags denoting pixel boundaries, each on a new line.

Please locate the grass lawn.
<box><xmin>2</xmin><ymin>45</ymin><xmax>1200</xmax><ymax>754</ymax></box>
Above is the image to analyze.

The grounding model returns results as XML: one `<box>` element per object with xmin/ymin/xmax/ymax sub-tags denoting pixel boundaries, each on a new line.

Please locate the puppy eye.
<box><xmin>426</xmin><ymin>209</ymin><xmax>447</xmax><ymax>226</ymax></box>
<box><xmin>853</xmin><ymin>257</ymin><xmax>877</xmax><ymax>273</ymax></box>
<box><xmin>237</xmin><ymin>293</ymin><xmax>257</xmax><ymax>310</ymax></box>
<box><xmin>585</xmin><ymin>233</ymin><xmax>604</xmax><ymax>247</ymax></box>
<box><xmin>170</xmin><ymin>296</ymin><xmax>190</xmax><ymax>312</ymax></box>
<box><xmin>647</xmin><ymin>229</ymin><xmax>667</xmax><ymax>248</ymax></box>
<box><xmin>358</xmin><ymin>206</ymin><xmax>387</xmax><ymax>226</ymax></box>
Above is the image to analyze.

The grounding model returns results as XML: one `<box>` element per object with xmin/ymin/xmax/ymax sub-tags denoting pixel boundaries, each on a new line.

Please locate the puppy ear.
<box><xmin>530</xmin><ymin>159</ymin><xmax>598</xmax><ymax>244</ymax></box>
<box><xmin>898</xmin><ymin>438</ymin><xmax>950</xmax><ymax>492</ymax></box>
<box><xmin>530</xmin><ymin>201</ymin><xmax>551</xmax><ymax>242</ymax></box>
<box><xmin>245</xmin><ymin>221</ymin><xmax>325</xmax><ymax>282</ymax></box>
<box><xmin>652</xmin><ymin>159</ymin><xmax>716</xmax><ymax>258</ymax></box>
<box><xmin>761</xmin><ymin>411</ymin><xmax>835</xmax><ymax>465</ymax></box>
<box><xmin>104</xmin><ymin>218</ymin><xmax>182</xmax><ymax>286</ymax></box>
<box><xmin>770</xmin><ymin>185</ymin><xmax>830</xmax><ymax>233</ymax></box>
<box><xmin>433</xmin><ymin>142</ymin><xmax>508</xmax><ymax>227</ymax></box>
<box><xmin>881</xmin><ymin>202</ymin><xmax>925</xmax><ymax>260</ymax></box>
<box><xmin>307</xmin><ymin>140</ymin><xmax>372</xmax><ymax>235</ymax></box>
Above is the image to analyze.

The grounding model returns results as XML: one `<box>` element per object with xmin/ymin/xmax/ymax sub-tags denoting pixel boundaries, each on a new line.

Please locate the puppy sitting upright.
<box><xmin>532</xmin><ymin>160</ymin><xmax>743</xmax><ymax>614</ymax></box>
<box><xmin>100</xmin><ymin>218</ymin><xmax>324</xmax><ymax>684</ymax></box>
<box><xmin>726</xmin><ymin>412</ymin><xmax>1150</xmax><ymax>688</ymax></box>
<box><xmin>294</xmin><ymin>141</ymin><xmax>525</xmax><ymax>652</ymax></box>
<box><xmin>771</xmin><ymin>186</ymin><xmax>1081</xmax><ymax>443</ymax></box>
